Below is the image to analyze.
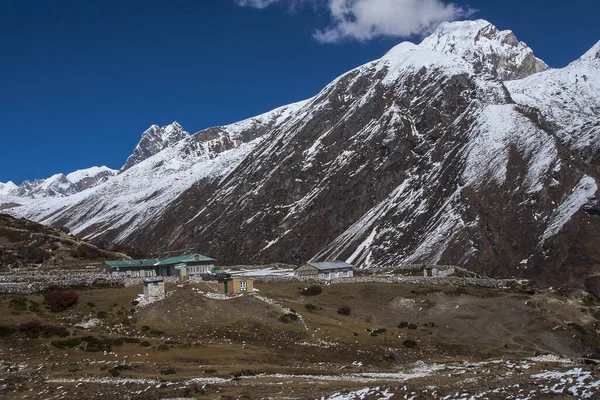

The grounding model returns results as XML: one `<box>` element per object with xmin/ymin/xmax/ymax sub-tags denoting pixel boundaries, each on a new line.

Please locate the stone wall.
<box><xmin>0</xmin><ymin>270</ymin><xmax>176</xmax><ymax>295</ymax></box>
<box><xmin>251</xmin><ymin>274</ymin><xmax>517</xmax><ymax>289</ymax></box>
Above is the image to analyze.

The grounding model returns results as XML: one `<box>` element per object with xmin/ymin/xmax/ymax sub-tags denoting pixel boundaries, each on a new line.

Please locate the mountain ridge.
<box><xmin>1</xmin><ymin>19</ymin><xmax>599</xmax><ymax>287</ymax></box>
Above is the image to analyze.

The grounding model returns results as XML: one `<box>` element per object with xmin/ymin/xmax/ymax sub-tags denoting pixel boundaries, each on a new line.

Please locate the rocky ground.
<box><xmin>0</xmin><ymin>278</ymin><xmax>598</xmax><ymax>399</ymax></box>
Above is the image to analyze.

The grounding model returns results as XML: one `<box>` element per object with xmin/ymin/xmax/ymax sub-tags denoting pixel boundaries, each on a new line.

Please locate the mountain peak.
<box><xmin>419</xmin><ymin>19</ymin><xmax>548</xmax><ymax>80</ymax></box>
<box><xmin>0</xmin><ymin>181</ymin><xmax>18</xmax><ymax>196</ymax></box>
<box><xmin>120</xmin><ymin>122</ymin><xmax>190</xmax><ymax>171</ymax></box>
<box><xmin>581</xmin><ymin>40</ymin><xmax>600</xmax><ymax>62</ymax></box>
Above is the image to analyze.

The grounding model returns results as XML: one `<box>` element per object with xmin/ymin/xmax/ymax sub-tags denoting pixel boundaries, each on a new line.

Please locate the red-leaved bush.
<box><xmin>44</xmin><ymin>290</ymin><xmax>79</xmax><ymax>312</ymax></box>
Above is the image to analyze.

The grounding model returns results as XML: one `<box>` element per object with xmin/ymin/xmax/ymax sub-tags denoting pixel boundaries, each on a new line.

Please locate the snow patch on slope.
<box><xmin>463</xmin><ymin>104</ymin><xmax>557</xmax><ymax>192</ymax></box>
<box><xmin>541</xmin><ymin>175</ymin><xmax>597</xmax><ymax>243</ymax></box>
<box><xmin>505</xmin><ymin>44</ymin><xmax>600</xmax><ymax>155</ymax></box>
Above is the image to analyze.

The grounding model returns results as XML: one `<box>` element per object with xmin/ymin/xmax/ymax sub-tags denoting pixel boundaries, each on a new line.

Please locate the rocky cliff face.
<box><xmin>2</xmin><ymin>20</ymin><xmax>599</xmax><ymax>287</ymax></box>
<box><xmin>120</xmin><ymin>122</ymin><xmax>190</xmax><ymax>171</ymax></box>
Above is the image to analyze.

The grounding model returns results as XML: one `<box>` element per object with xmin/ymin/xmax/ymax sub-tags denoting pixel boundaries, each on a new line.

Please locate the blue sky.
<box><xmin>1</xmin><ymin>0</ymin><xmax>599</xmax><ymax>184</ymax></box>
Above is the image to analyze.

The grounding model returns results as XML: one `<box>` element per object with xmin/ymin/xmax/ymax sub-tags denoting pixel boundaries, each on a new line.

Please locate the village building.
<box><xmin>104</xmin><ymin>259</ymin><xmax>161</xmax><ymax>277</ymax></box>
<box><xmin>155</xmin><ymin>254</ymin><xmax>216</xmax><ymax>279</ymax></box>
<box><xmin>220</xmin><ymin>276</ymin><xmax>254</xmax><ymax>295</ymax></box>
<box><xmin>104</xmin><ymin>253</ymin><xmax>216</xmax><ymax>278</ymax></box>
<box><xmin>143</xmin><ymin>278</ymin><xmax>165</xmax><ymax>301</ymax></box>
<box><xmin>294</xmin><ymin>261</ymin><xmax>354</xmax><ymax>280</ymax></box>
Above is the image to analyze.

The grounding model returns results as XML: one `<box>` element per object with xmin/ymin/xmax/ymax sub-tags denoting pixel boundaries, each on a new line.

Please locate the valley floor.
<box><xmin>0</xmin><ymin>280</ymin><xmax>598</xmax><ymax>399</ymax></box>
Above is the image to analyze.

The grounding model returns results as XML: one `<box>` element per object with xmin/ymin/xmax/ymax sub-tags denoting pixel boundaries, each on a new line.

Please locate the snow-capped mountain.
<box><xmin>120</xmin><ymin>122</ymin><xmax>190</xmax><ymax>171</ymax></box>
<box><xmin>1</xmin><ymin>166</ymin><xmax>117</xmax><ymax>199</ymax></box>
<box><xmin>2</xmin><ymin>20</ymin><xmax>599</xmax><ymax>286</ymax></box>
<box><xmin>0</xmin><ymin>181</ymin><xmax>18</xmax><ymax>197</ymax></box>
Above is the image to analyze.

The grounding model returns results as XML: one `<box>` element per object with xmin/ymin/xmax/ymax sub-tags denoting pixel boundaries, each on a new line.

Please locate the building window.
<box><xmin>343</xmin><ymin>270</ymin><xmax>349</xmax><ymax>277</ymax></box>
<box><xmin>240</xmin><ymin>281</ymin><xmax>247</xmax><ymax>291</ymax></box>
<box><xmin>324</xmin><ymin>272</ymin><xmax>330</xmax><ymax>280</ymax></box>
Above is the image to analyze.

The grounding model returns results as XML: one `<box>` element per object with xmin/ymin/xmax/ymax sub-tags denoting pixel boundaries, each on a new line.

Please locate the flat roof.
<box><xmin>105</xmin><ymin>253</ymin><xmax>216</xmax><ymax>269</ymax></box>
<box><xmin>155</xmin><ymin>254</ymin><xmax>217</xmax><ymax>266</ymax></box>
<box><xmin>105</xmin><ymin>259</ymin><xmax>160</xmax><ymax>269</ymax></box>
<box><xmin>305</xmin><ymin>261</ymin><xmax>354</xmax><ymax>271</ymax></box>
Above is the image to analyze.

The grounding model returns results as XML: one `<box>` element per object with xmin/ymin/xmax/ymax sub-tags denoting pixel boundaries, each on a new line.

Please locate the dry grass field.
<box><xmin>0</xmin><ymin>280</ymin><xmax>598</xmax><ymax>398</ymax></box>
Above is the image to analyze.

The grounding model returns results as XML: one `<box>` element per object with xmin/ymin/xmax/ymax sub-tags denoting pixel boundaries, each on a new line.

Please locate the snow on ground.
<box><xmin>322</xmin><ymin>387</ymin><xmax>393</xmax><ymax>400</ymax></box>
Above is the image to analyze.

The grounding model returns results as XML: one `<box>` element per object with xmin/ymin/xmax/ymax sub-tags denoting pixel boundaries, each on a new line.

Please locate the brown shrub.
<box><xmin>44</xmin><ymin>290</ymin><xmax>79</xmax><ymax>312</ymax></box>
<box><xmin>300</xmin><ymin>286</ymin><xmax>322</xmax><ymax>296</ymax></box>
<box><xmin>337</xmin><ymin>305</ymin><xmax>351</xmax><ymax>316</ymax></box>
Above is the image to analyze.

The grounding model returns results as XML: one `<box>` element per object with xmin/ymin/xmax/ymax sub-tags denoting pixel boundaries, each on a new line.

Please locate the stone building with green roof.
<box><xmin>104</xmin><ymin>254</ymin><xmax>216</xmax><ymax>278</ymax></box>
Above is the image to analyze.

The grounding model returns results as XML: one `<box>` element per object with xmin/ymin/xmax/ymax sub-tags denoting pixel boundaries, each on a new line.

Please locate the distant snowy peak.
<box><xmin>419</xmin><ymin>19</ymin><xmax>548</xmax><ymax>80</ymax></box>
<box><xmin>65</xmin><ymin>166</ymin><xmax>116</xmax><ymax>183</ymax></box>
<box><xmin>6</xmin><ymin>166</ymin><xmax>117</xmax><ymax>199</ymax></box>
<box><xmin>580</xmin><ymin>40</ymin><xmax>600</xmax><ymax>63</ymax></box>
<box><xmin>120</xmin><ymin>121</ymin><xmax>190</xmax><ymax>171</ymax></box>
<box><xmin>0</xmin><ymin>181</ymin><xmax>18</xmax><ymax>196</ymax></box>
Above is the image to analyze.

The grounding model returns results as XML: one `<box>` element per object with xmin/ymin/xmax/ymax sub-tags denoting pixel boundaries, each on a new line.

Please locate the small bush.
<box><xmin>278</xmin><ymin>313</ymin><xmax>299</xmax><ymax>323</ymax></box>
<box><xmin>120</xmin><ymin>337</ymin><xmax>141</xmax><ymax>344</ymax></box>
<box><xmin>44</xmin><ymin>290</ymin><xmax>79</xmax><ymax>312</ymax></box>
<box><xmin>51</xmin><ymin>338</ymin><xmax>82</xmax><ymax>349</ymax></box>
<box><xmin>140</xmin><ymin>341</ymin><xmax>151</xmax><ymax>347</ymax></box>
<box><xmin>0</xmin><ymin>325</ymin><xmax>17</xmax><ymax>337</ymax></box>
<box><xmin>337</xmin><ymin>305</ymin><xmax>351</xmax><ymax>316</ymax></box>
<box><xmin>81</xmin><ymin>336</ymin><xmax>111</xmax><ymax>352</ymax></box>
<box><xmin>19</xmin><ymin>321</ymin><xmax>44</xmax><ymax>338</ymax></box>
<box><xmin>87</xmin><ymin>302</ymin><xmax>96</xmax><ymax>308</ymax></box>
<box><xmin>106</xmin><ymin>338</ymin><xmax>124</xmax><ymax>347</ymax></box>
<box><xmin>408</xmin><ymin>323</ymin><xmax>418</xmax><ymax>330</ymax></box>
<box><xmin>568</xmin><ymin>323</ymin><xmax>587</xmax><ymax>335</ymax></box>
<box><xmin>372</xmin><ymin>328</ymin><xmax>387</xmax><ymax>334</ymax></box>
<box><xmin>204</xmin><ymin>368</ymin><xmax>217</xmax><ymax>374</ymax></box>
<box><xmin>107</xmin><ymin>364</ymin><xmax>134</xmax><ymax>377</ymax></box>
<box><xmin>398</xmin><ymin>322</ymin><xmax>409</xmax><ymax>328</ymax></box>
<box><xmin>96</xmin><ymin>311</ymin><xmax>107</xmax><ymax>319</ymax></box>
<box><xmin>141</xmin><ymin>325</ymin><xmax>150</xmax><ymax>331</ymax></box>
<box><xmin>131</xmin><ymin>300</ymin><xmax>139</xmax><ymax>306</ymax></box>
<box><xmin>28</xmin><ymin>302</ymin><xmax>40</xmax><ymax>312</ymax></box>
<box><xmin>149</xmin><ymin>329</ymin><xmax>165</xmax><ymax>335</ymax></box>
<box><xmin>9</xmin><ymin>297</ymin><xmax>28</xmax><ymax>311</ymax></box>
<box><xmin>300</xmin><ymin>286</ymin><xmax>322</xmax><ymax>296</ymax></box>
<box><xmin>161</xmin><ymin>368</ymin><xmax>177</xmax><ymax>375</ymax></box>
<box><xmin>402</xmin><ymin>339</ymin><xmax>418</xmax><ymax>348</ymax></box>
<box><xmin>41</xmin><ymin>325</ymin><xmax>69</xmax><ymax>338</ymax></box>
<box><xmin>305</xmin><ymin>303</ymin><xmax>320</xmax><ymax>313</ymax></box>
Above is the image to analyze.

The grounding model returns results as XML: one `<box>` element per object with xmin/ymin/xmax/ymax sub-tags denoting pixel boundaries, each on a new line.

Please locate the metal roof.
<box><xmin>104</xmin><ymin>259</ymin><xmax>160</xmax><ymax>269</ymax></box>
<box><xmin>306</xmin><ymin>261</ymin><xmax>354</xmax><ymax>271</ymax></box>
<box><xmin>105</xmin><ymin>254</ymin><xmax>216</xmax><ymax>269</ymax></box>
<box><xmin>155</xmin><ymin>254</ymin><xmax>216</xmax><ymax>266</ymax></box>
